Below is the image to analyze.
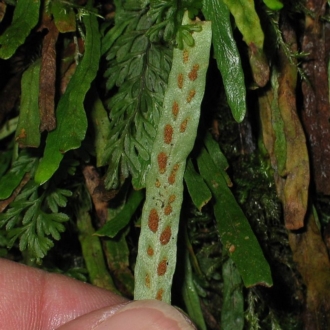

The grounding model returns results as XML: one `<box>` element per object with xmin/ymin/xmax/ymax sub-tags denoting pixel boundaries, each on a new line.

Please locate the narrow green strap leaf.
<box><xmin>263</xmin><ymin>0</ymin><xmax>283</xmax><ymax>11</ymax></box>
<box><xmin>35</xmin><ymin>12</ymin><xmax>101</xmax><ymax>184</ymax></box>
<box><xmin>204</xmin><ymin>133</ymin><xmax>228</xmax><ymax>168</ymax></box>
<box><xmin>222</xmin><ymin>0</ymin><xmax>269</xmax><ymax>87</ymax></box>
<box><xmin>202</xmin><ymin>0</ymin><xmax>246</xmax><ymax>123</ymax></box>
<box><xmin>222</xmin><ymin>0</ymin><xmax>264</xmax><ymax>49</ymax></box>
<box><xmin>197</xmin><ymin>147</ymin><xmax>273</xmax><ymax>287</ymax></box>
<box><xmin>90</xmin><ymin>97</ymin><xmax>112</xmax><ymax>167</ymax></box>
<box><xmin>0</xmin><ymin>0</ymin><xmax>41</xmax><ymax>59</ymax></box>
<box><xmin>15</xmin><ymin>59</ymin><xmax>41</xmax><ymax>148</ymax></box>
<box><xmin>204</xmin><ymin>132</ymin><xmax>230</xmax><ymax>179</ymax></box>
<box><xmin>134</xmin><ymin>14</ymin><xmax>212</xmax><ymax>303</ymax></box>
<box><xmin>76</xmin><ymin>206</ymin><xmax>120</xmax><ymax>294</ymax></box>
<box><xmin>184</xmin><ymin>159</ymin><xmax>212</xmax><ymax>211</ymax></box>
<box><xmin>221</xmin><ymin>258</ymin><xmax>244</xmax><ymax>330</ymax></box>
<box><xmin>50</xmin><ymin>0</ymin><xmax>76</xmax><ymax>33</ymax></box>
<box><xmin>95</xmin><ymin>189</ymin><xmax>144</xmax><ymax>238</ymax></box>
<box><xmin>182</xmin><ymin>246</ymin><xmax>207</xmax><ymax>330</ymax></box>
<box><xmin>103</xmin><ymin>231</ymin><xmax>135</xmax><ymax>295</ymax></box>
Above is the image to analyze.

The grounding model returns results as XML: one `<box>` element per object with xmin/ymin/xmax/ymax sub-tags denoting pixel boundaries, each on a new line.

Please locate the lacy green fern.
<box><xmin>0</xmin><ymin>151</ymin><xmax>38</xmax><ymax>200</ymax></box>
<box><xmin>0</xmin><ymin>152</ymin><xmax>76</xmax><ymax>261</ymax></box>
<box><xmin>0</xmin><ymin>179</ymin><xmax>71</xmax><ymax>260</ymax></box>
<box><xmin>102</xmin><ymin>7</ymin><xmax>171</xmax><ymax>189</ymax></box>
<box><xmin>102</xmin><ymin>0</ymin><xmax>203</xmax><ymax>189</ymax></box>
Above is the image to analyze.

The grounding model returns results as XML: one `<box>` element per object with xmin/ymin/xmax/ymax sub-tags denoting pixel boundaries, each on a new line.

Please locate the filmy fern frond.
<box><xmin>0</xmin><ymin>180</ymin><xmax>71</xmax><ymax>260</ymax></box>
<box><xmin>102</xmin><ymin>6</ymin><xmax>172</xmax><ymax>189</ymax></box>
<box><xmin>101</xmin><ymin>0</ymin><xmax>204</xmax><ymax>189</ymax></box>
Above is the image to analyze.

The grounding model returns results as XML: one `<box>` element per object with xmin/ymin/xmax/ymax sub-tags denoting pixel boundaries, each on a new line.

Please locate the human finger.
<box><xmin>58</xmin><ymin>299</ymin><xmax>196</xmax><ymax>330</ymax></box>
<box><xmin>0</xmin><ymin>258</ymin><xmax>127</xmax><ymax>330</ymax></box>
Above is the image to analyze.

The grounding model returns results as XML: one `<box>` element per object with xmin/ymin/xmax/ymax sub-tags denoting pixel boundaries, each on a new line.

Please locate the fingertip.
<box><xmin>59</xmin><ymin>299</ymin><xmax>196</xmax><ymax>330</ymax></box>
<box><xmin>94</xmin><ymin>300</ymin><xmax>196</xmax><ymax>330</ymax></box>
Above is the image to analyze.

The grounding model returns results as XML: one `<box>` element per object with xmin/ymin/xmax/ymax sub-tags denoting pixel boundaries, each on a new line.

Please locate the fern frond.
<box><xmin>101</xmin><ymin>0</ymin><xmax>203</xmax><ymax>189</ymax></box>
<box><xmin>0</xmin><ymin>170</ymin><xmax>72</xmax><ymax>260</ymax></box>
<box><xmin>102</xmin><ymin>6</ymin><xmax>172</xmax><ymax>189</ymax></box>
<box><xmin>0</xmin><ymin>153</ymin><xmax>76</xmax><ymax>260</ymax></box>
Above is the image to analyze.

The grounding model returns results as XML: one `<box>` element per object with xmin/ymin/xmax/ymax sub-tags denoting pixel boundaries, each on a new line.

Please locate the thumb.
<box><xmin>58</xmin><ymin>299</ymin><xmax>196</xmax><ymax>330</ymax></box>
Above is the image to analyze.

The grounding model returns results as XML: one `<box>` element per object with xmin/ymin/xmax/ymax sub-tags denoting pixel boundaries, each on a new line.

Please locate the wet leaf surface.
<box><xmin>222</xmin><ymin>0</ymin><xmax>269</xmax><ymax>87</ymax></box>
<box><xmin>203</xmin><ymin>0</ymin><xmax>247</xmax><ymax>122</ymax></box>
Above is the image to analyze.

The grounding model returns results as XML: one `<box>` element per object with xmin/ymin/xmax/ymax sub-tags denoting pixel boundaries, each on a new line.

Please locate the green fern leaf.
<box><xmin>0</xmin><ymin>152</ymin><xmax>38</xmax><ymax>200</ymax></box>
<box><xmin>0</xmin><ymin>176</ymin><xmax>71</xmax><ymax>259</ymax></box>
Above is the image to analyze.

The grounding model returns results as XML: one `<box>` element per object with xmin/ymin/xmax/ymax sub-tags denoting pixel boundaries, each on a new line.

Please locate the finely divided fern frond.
<box><xmin>101</xmin><ymin>0</ymin><xmax>203</xmax><ymax>189</ymax></box>
<box><xmin>102</xmin><ymin>6</ymin><xmax>172</xmax><ymax>189</ymax></box>
<box><xmin>0</xmin><ymin>163</ymin><xmax>73</xmax><ymax>260</ymax></box>
<box><xmin>0</xmin><ymin>179</ymin><xmax>71</xmax><ymax>259</ymax></box>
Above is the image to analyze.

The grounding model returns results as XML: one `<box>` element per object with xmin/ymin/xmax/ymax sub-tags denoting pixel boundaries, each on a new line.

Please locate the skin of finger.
<box><xmin>0</xmin><ymin>258</ymin><xmax>127</xmax><ymax>330</ymax></box>
<box><xmin>58</xmin><ymin>299</ymin><xmax>197</xmax><ymax>330</ymax></box>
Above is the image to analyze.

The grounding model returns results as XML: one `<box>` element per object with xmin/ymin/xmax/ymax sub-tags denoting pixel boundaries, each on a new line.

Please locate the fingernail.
<box><xmin>93</xmin><ymin>299</ymin><xmax>196</xmax><ymax>330</ymax></box>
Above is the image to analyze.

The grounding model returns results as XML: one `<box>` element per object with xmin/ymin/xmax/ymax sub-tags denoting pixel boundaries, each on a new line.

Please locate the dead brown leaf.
<box><xmin>82</xmin><ymin>165</ymin><xmax>118</xmax><ymax>226</ymax></box>
<box><xmin>259</xmin><ymin>89</ymin><xmax>275</xmax><ymax>159</ymax></box>
<box><xmin>248</xmin><ymin>43</ymin><xmax>270</xmax><ymax>88</ymax></box>
<box><xmin>289</xmin><ymin>213</ymin><xmax>330</xmax><ymax>329</ymax></box>
<box><xmin>38</xmin><ymin>16</ymin><xmax>59</xmax><ymax>132</ymax></box>
<box><xmin>259</xmin><ymin>18</ymin><xmax>309</xmax><ymax>230</ymax></box>
<box><xmin>0</xmin><ymin>1</ymin><xmax>6</xmax><ymax>22</ymax></box>
<box><xmin>301</xmin><ymin>0</ymin><xmax>330</xmax><ymax>195</ymax></box>
<box><xmin>277</xmin><ymin>24</ymin><xmax>310</xmax><ymax>230</ymax></box>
